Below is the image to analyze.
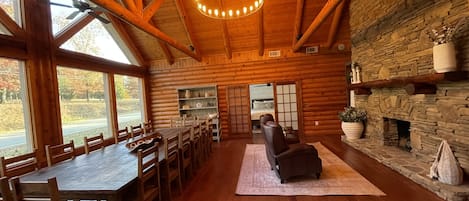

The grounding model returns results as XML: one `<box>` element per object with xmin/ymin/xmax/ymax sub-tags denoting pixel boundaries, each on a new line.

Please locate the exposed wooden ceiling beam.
<box><xmin>258</xmin><ymin>7</ymin><xmax>264</xmax><ymax>56</ymax></box>
<box><xmin>135</xmin><ymin>0</ymin><xmax>143</xmax><ymax>14</ymax></box>
<box><xmin>174</xmin><ymin>0</ymin><xmax>202</xmax><ymax>57</ymax></box>
<box><xmin>90</xmin><ymin>0</ymin><xmax>201</xmax><ymax>61</ymax></box>
<box><xmin>143</xmin><ymin>0</ymin><xmax>164</xmax><ymax>22</ymax></box>
<box><xmin>54</xmin><ymin>14</ymin><xmax>95</xmax><ymax>47</ymax></box>
<box><xmin>218</xmin><ymin>0</ymin><xmax>232</xmax><ymax>59</ymax></box>
<box><xmin>0</xmin><ymin>6</ymin><xmax>25</xmax><ymax>39</ymax></box>
<box><xmin>221</xmin><ymin>20</ymin><xmax>232</xmax><ymax>59</ymax></box>
<box><xmin>106</xmin><ymin>13</ymin><xmax>147</xmax><ymax>66</ymax></box>
<box><xmin>150</xmin><ymin>20</ymin><xmax>175</xmax><ymax>65</ymax></box>
<box><xmin>293</xmin><ymin>0</ymin><xmax>343</xmax><ymax>52</ymax></box>
<box><xmin>292</xmin><ymin>0</ymin><xmax>305</xmax><ymax>47</ymax></box>
<box><xmin>123</xmin><ymin>0</ymin><xmax>137</xmax><ymax>12</ymax></box>
<box><xmin>326</xmin><ymin>0</ymin><xmax>345</xmax><ymax>48</ymax></box>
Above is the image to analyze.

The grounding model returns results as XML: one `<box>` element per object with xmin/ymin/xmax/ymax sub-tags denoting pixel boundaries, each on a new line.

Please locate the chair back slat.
<box><xmin>0</xmin><ymin>177</ymin><xmax>14</xmax><ymax>201</ymax></box>
<box><xmin>0</xmin><ymin>150</ymin><xmax>38</xmax><ymax>178</ymax></box>
<box><xmin>115</xmin><ymin>127</ymin><xmax>130</xmax><ymax>144</ymax></box>
<box><xmin>11</xmin><ymin>177</ymin><xmax>60</xmax><ymax>201</ymax></box>
<box><xmin>45</xmin><ymin>141</ymin><xmax>75</xmax><ymax>167</ymax></box>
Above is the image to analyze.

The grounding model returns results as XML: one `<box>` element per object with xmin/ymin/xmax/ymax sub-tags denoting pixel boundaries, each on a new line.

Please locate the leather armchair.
<box><xmin>260</xmin><ymin>114</ymin><xmax>275</xmax><ymax>170</ymax></box>
<box><xmin>262</xmin><ymin>121</ymin><xmax>322</xmax><ymax>183</ymax></box>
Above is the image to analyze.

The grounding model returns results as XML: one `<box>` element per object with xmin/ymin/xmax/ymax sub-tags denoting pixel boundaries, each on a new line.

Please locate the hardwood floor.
<box><xmin>173</xmin><ymin>134</ymin><xmax>444</xmax><ymax>201</ymax></box>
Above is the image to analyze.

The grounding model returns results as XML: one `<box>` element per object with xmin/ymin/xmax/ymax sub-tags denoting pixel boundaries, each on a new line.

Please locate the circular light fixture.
<box><xmin>194</xmin><ymin>0</ymin><xmax>264</xmax><ymax>20</ymax></box>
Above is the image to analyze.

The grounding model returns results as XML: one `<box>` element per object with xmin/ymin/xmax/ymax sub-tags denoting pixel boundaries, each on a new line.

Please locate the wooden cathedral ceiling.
<box><xmin>89</xmin><ymin>0</ymin><xmax>349</xmax><ymax>64</ymax></box>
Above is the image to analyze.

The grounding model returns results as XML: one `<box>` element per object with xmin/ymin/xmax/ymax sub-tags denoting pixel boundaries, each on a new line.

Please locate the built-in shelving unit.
<box><xmin>348</xmin><ymin>71</ymin><xmax>468</xmax><ymax>95</ymax></box>
<box><xmin>177</xmin><ymin>85</ymin><xmax>221</xmax><ymax>141</ymax></box>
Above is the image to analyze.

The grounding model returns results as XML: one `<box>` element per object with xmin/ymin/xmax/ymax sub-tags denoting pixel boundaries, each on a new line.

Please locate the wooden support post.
<box><xmin>292</xmin><ymin>0</ymin><xmax>305</xmax><ymax>47</ymax></box>
<box><xmin>326</xmin><ymin>0</ymin><xmax>345</xmax><ymax>48</ymax></box>
<box><xmin>258</xmin><ymin>7</ymin><xmax>264</xmax><ymax>56</ymax></box>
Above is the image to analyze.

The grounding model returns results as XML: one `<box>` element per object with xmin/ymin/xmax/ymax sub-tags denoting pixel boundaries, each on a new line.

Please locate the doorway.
<box><xmin>249</xmin><ymin>83</ymin><xmax>274</xmax><ymax>134</ymax></box>
<box><xmin>226</xmin><ymin>85</ymin><xmax>251</xmax><ymax>137</ymax></box>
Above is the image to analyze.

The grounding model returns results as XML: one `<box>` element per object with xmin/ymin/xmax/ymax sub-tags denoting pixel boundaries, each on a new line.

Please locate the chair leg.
<box><xmin>167</xmin><ymin>179</ymin><xmax>172</xmax><ymax>201</ymax></box>
<box><xmin>178</xmin><ymin>175</ymin><xmax>183</xmax><ymax>195</ymax></box>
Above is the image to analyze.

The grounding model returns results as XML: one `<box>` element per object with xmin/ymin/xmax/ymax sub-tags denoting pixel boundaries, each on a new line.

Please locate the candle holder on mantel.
<box><xmin>350</xmin><ymin>62</ymin><xmax>362</xmax><ymax>84</ymax></box>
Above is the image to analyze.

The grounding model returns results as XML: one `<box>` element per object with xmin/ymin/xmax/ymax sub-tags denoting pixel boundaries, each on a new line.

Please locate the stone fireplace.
<box><xmin>348</xmin><ymin>0</ymin><xmax>469</xmax><ymax>200</ymax></box>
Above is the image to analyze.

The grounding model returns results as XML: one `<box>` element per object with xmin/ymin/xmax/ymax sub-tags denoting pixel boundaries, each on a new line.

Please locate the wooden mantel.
<box><xmin>349</xmin><ymin>71</ymin><xmax>469</xmax><ymax>95</ymax></box>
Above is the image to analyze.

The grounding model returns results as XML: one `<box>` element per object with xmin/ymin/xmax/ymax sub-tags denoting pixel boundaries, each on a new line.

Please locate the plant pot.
<box><xmin>341</xmin><ymin>122</ymin><xmax>364</xmax><ymax>140</ymax></box>
<box><xmin>433</xmin><ymin>42</ymin><xmax>457</xmax><ymax>73</ymax></box>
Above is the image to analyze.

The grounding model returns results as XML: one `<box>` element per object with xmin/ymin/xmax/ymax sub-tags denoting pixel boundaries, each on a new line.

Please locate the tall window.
<box><xmin>115</xmin><ymin>75</ymin><xmax>144</xmax><ymax>129</ymax></box>
<box><xmin>0</xmin><ymin>58</ymin><xmax>31</xmax><ymax>158</ymax></box>
<box><xmin>57</xmin><ymin>67</ymin><xmax>111</xmax><ymax>147</ymax></box>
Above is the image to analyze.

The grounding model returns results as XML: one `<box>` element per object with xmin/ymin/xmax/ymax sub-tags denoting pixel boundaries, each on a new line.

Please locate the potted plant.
<box><xmin>338</xmin><ymin>106</ymin><xmax>367</xmax><ymax>140</ymax></box>
<box><xmin>426</xmin><ymin>20</ymin><xmax>463</xmax><ymax>73</ymax></box>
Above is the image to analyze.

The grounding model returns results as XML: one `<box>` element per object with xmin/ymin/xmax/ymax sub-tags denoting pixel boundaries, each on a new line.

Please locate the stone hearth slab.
<box><xmin>342</xmin><ymin>137</ymin><xmax>469</xmax><ymax>201</ymax></box>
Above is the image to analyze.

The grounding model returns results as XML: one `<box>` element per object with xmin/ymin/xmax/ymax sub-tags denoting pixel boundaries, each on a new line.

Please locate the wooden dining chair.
<box><xmin>199</xmin><ymin>121</ymin><xmax>208</xmax><ymax>162</ymax></box>
<box><xmin>142</xmin><ymin>120</ymin><xmax>153</xmax><ymax>135</ymax></box>
<box><xmin>130</xmin><ymin>124</ymin><xmax>144</xmax><ymax>138</ymax></box>
<box><xmin>11</xmin><ymin>177</ymin><xmax>60</xmax><ymax>201</ymax></box>
<box><xmin>84</xmin><ymin>133</ymin><xmax>104</xmax><ymax>154</ymax></box>
<box><xmin>170</xmin><ymin>117</ymin><xmax>183</xmax><ymax>128</ymax></box>
<box><xmin>163</xmin><ymin>134</ymin><xmax>182</xmax><ymax>200</ymax></box>
<box><xmin>45</xmin><ymin>140</ymin><xmax>75</xmax><ymax>167</ymax></box>
<box><xmin>178</xmin><ymin>128</ymin><xmax>192</xmax><ymax>183</ymax></box>
<box><xmin>0</xmin><ymin>150</ymin><xmax>38</xmax><ymax>178</ymax></box>
<box><xmin>0</xmin><ymin>177</ymin><xmax>14</xmax><ymax>201</ymax></box>
<box><xmin>137</xmin><ymin>144</ymin><xmax>161</xmax><ymax>201</ymax></box>
<box><xmin>115</xmin><ymin>127</ymin><xmax>130</xmax><ymax>144</ymax></box>
<box><xmin>206</xmin><ymin>118</ymin><xmax>213</xmax><ymax>154</ymax></box>
<box><xmin>190</xmin><ymin>124</ymin><xmax>202</xmax><ymax>169</ymax></box>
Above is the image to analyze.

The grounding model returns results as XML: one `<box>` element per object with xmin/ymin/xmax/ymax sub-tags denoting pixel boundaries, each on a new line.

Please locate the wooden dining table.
<box><xmin>20</xmin><ymin>126</ymin><xmax>191</xmax><ymax>201</ymax></box>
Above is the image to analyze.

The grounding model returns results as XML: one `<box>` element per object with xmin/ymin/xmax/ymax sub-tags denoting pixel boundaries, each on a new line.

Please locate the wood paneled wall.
<box><xmin>149</xmin><ymin>49</ymin><xmax>350</xmax><ymax>139</ymax></box>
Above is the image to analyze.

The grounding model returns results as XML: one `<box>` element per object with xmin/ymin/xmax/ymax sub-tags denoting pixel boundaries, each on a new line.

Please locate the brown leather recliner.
<box><xmin>262</xmin><ymin>121</ymin><xmax>322</xmax><ymax>183</ymax></box>
<box><xmin>260</xmin><ymin>114</ymin><xmax>275</xmax><ymax>170</ymax></box>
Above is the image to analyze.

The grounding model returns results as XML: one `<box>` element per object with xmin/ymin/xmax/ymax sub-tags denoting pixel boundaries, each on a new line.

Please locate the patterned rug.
<box><xmin>235</xmin><ymin>142</ymin><xmax>386</xmax><ymax>196</ymax></box>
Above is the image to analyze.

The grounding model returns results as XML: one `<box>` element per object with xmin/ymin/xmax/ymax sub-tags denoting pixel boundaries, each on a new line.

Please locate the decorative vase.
<box><xmin>185</xmin><ymin>90</ymin><xmax>191</xmax><ymax>98</ymax></box>
<box><xmin>341</xmin><ymin>122</ymin><xmax>364</xmax><ymax>140</ymax></box>
<box><xmin>433</xmin><ymin>42</ymin><xmax>457</xmax><ymax>73</ymax></box>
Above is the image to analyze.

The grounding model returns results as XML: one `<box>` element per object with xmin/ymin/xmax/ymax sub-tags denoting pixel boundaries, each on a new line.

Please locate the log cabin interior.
<box><xmin>0</xmin><ymin>0</ymin><xmax>469</xmax><ymax>201</ymax></box>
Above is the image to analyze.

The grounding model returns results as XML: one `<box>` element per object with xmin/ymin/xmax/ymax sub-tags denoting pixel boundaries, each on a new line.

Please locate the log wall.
<box><xmin>149</xmin><ymin>49</ymin><xmax>351</xmax><ymax>138</ymax></box>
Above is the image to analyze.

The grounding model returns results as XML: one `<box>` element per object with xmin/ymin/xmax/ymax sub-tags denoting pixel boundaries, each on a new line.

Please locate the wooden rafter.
<box><xmin>106</xmin><ymin>13</ymin><xmax>147</xmax><ymax>66</ymax></box>
<box><xmin>258</xmin><ymin>7</ymin><xmax>264</xmax><ymax>56</ymax></box>
<box><xmin>326</xmin><ymin>0</ymin><xmax>345</xmax><ymax>48</ymax></box>
<box><xmin>54</xmin><ymin>14</ymin><xmax>95</xmax><ymax>47</ymax></box>
<box><xmin>221</xmin><ymin>20</ymin><xmax>232</xmax><ymax>59</ymax></box>
<box><xmin>90</xmin><ymin>0</ymin><xmax>201</xmax><ymax>61</ymax></box>
<box><xmin>218</xmin><ymin>0</ymin><xmax>232</xmax><ymax>59</ymax></box>
<box><xmin>123</xmin><ymin>0</ymin><xmax>137</xmax><ymax>12</ymax></box>
<box><xmin>292</xmin><ymin>0</ymin><xmax>343</xmax><ymax>52</ymax></box>
<box><xmin>143</xmin><ymin>0</ymin><xmax>164</xmax><ymax>22</ymax></box>
<box><xmin>0</xmin><ymin>6</ymin><xmax>25</xmax><ymax>38</ymax></box>
<box><xmin>135</xmin><ymin>0</ymin><xmax>143</xmax><ymax>14</ymax></box>
<box><xmin>150</xmin><ymin>20</ymin><xmax>175</xmax><ymax>65</ymax></box>
<box><xmin>174</xmin><ymin>0</ymin><xmax>202</xmax><ymax>57</ymax></box>
<box><xmin>292</xmin><ymin>0</ymin><xmax>305</xmax><ymax>47</ymax></box>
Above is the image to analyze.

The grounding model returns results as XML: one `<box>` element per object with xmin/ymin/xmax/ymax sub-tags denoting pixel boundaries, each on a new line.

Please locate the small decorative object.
<box><xmin>196</xmin><ymin>102</ymin><xmax>203</xmax><ymax>108</ymax></box>
<box><xmin>350</xmin><ymin>62</ymin><xmax>361</xmax><ymax>84</ymax></box>
<box><xmin>185</xmin><ymin>90</ymin><xmax>191</xmax><ymax>98</ymax></box>
<box><xmin>205</xmin><ymin>92</ymin><xmax>209</xmax><ymax>97</ymax></box>
<box><xmin>426</xmin><ymin>19</ymin><xmax>464</xmax><ymax>73</ymax></box>
<box><xmin>429</xmin><ymin>140</ymin><xmax>464</xmax><ymax>185</ymax></box>
<box><xmin>182</xmin><ymin>105</ymin><xmax>190</xmax><ymax>109</ymax></box>
<box><xmin>338</xmin><ymin>106</ymin><xmax>367</xmax><ymax>140</ymax></box>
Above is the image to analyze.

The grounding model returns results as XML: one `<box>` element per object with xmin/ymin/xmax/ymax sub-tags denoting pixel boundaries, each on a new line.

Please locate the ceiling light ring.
<box><xmin>194</xmin><ymin>0</ymin><xmax>264</xmax><ymax>20</ymax></box>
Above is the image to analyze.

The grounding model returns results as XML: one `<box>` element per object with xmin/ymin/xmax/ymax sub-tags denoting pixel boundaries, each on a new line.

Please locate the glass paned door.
<box><xmin>275</xmin><ymin>83</ymin><xmax>299</xmax><ymax>130</ymax></box>
<box><xmin>227</xmin><ymin>85</ymin><xmax>251</xmax><ymax>137</ymax></box>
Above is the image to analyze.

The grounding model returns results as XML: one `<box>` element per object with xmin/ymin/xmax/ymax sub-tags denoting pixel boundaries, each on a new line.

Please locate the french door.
<box><xmin>226</xmin><ymin>85</ymin><xmax>251</xmax><ymax>137</ymax></box>
<box><xmin>274</xmin><ymin>83</ymin><xmax>300</xmax><ymax>131</ymax></box>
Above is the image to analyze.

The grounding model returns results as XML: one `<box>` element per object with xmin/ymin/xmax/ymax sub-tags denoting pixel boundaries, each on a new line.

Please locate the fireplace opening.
<box><xmin>383</xmin><ymin>118</ymin><xmax>412</xmax><ymax>152</ymax></box>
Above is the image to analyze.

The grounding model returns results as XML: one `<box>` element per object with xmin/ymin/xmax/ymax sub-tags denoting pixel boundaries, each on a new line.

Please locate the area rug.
<box><xmin>235</xmin><ymin>142</ymin><xmax>386</xmax><ymax>196</ymax></box>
